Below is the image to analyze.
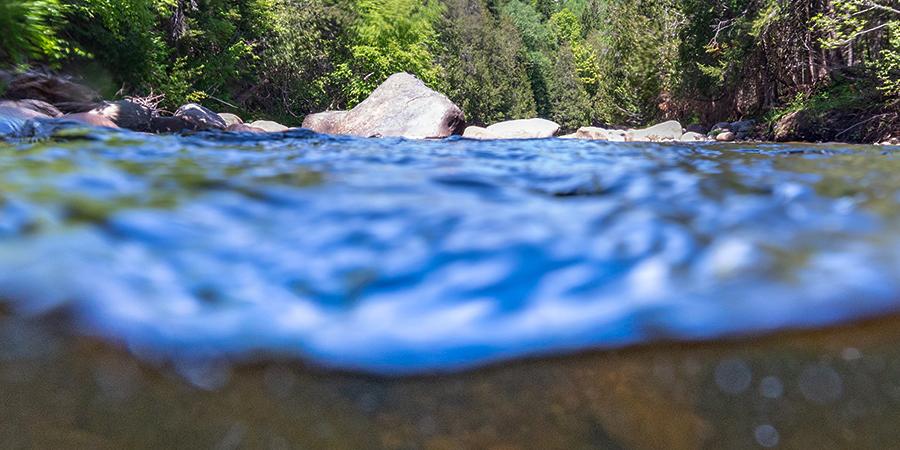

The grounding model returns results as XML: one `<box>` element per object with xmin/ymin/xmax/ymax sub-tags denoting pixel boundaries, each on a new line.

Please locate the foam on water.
<box><xmin>0</xmin><ymin>128</ymin><xmax>899</xmax><ymax>374</ymax></box>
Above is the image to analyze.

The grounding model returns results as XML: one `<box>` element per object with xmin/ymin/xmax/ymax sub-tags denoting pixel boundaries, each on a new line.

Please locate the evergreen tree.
<box><xmin>548</xmin><ymin>43</ymin><xmax>591</xmax><ymax>130</ymax></box>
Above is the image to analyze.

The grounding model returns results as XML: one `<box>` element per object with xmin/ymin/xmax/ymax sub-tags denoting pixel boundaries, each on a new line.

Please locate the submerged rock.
<box><xmin>626</xmin><ymin>121</ymin><xmax>683</xmax><ymax>142</ymax></box>
<box><xmin>90</xmin><ymin>100</ymin><xmax>153</xmax><ymax>132</ymax></box>
<box><xmin>484</xmin><ymin>118</ymin><xmax>560</xmax><ymax>139</ymax></box>
<box><xmin>303</xmin><ymin>73</ymin><xmax>465</xmax><ymax>139</ymax></box>
<box><xmin>248</xmin><ymin>120</ymin><xmax>289</xmax><ymax>132</ymax></box>
<box><xmin>174</xmin><ymin>103</ymin><xmax>227</xmax><ymax>131</ymax></box>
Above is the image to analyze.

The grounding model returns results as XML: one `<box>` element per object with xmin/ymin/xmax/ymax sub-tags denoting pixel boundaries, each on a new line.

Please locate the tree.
<box><xmin>548</xmin><ymin>43</ymin><xmax>591</xmax><ymax>130</ymax></box>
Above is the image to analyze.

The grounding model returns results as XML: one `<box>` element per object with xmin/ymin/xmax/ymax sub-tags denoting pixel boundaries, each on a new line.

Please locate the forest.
<box><xmin>1</xmin><ymin>0</ymin><xmax>898</xmax><ymax>140</ymax></box>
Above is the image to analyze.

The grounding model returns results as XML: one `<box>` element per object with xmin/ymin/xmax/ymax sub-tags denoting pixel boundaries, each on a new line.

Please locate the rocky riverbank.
<box><xmin>1</xmin><ymin>70</ymin><xmax>896</xmax><ymax>145</ymax></box>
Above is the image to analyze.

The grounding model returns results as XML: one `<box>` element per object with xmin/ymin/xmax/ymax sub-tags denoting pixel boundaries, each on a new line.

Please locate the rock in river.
<box><xmin>302</xmin><ymin>111</ymin><xmax>347</xmax><ymax>135</ymax></box>
<box><xmin>626</xmin><ymin>120</ymin><xmax>683</xmax><ymax>142</ymax></box>
<box><xmin>0</xmin><ymin>101</ymin><xmax>52</xmax><ymax>136</ymax></box>
<box><xmin>90</xmin><ymin>100</ymin><xmax>153</xmax><ymax>132</ymax></box>
<box><xmin>486</xmin><ymin>118</ymin><xmax>560</xmax><ymax>139</ymax></box>
<box><xmin>248</xmin><ymin>120</ymin><xmax>289</xmax><ymax>132</ymax></box>
<box><xmin>302</xmin><ymin>73</ymin><xmax>465</xmax><ymax>139</ymax></box>
<box><xmin>174</xmin><ymin>103</ymin><xmax>227</xmax><ymax>131</ymax></box>
<box><xmin>217</xmin><ymin>113</ymin><xmax>243</xmax><ymax>127</ymax></box>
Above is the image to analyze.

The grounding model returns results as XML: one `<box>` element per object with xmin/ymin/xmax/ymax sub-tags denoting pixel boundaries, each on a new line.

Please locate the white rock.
<box><xmin>680</xmin><ymin>131</ymin><xmax>708</xmax><ymax>142</ymax></box>
<box><xmin>484</xmin><ymin>118</ymin><xmax>560</xmax><ymax>139</ymax></box>
<box><xmin>625</xmin><ymin>120</ymin><xmax>683</xmax><ymax>142</ymax></box>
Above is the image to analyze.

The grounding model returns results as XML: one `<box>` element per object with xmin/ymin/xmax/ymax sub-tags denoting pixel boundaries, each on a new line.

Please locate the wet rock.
<box><xmin>680</xmin><ymin>132</ymin><xmax>708</xmax><ymax>142</ymax></box>
<box><xmin>1</xmin><ymin>72</ymin><xmax>99</xmax><ymax>110</ymax></box>
<box><xmin>462</xmin><ymin>126</ymin><xmax>500</xmax><ymax>140</ymax></box>
<box><xmin>711</xmin><ymin>122</ymin><xmax>732</xmax><ymax>133</ymax></box>
<box><xmin>484</xmin><ymin>118</ymin><xmax>560</xmax><ymax>139</ymax></box>
<box><xmin>626</xmin><ymin>120</ymin><xmax>683</xmax><ymax>142</ymax></box>
<box><xmin>686</xmin><ymin>124</ymin><xmax>707</xmax><ymax>134</ymax></box>
<box><xmin>715</xmin><ymin>131</ymin><xmax>736</xmax><ymax>142</ymax></box>
<box><xmin>248</xmin><ymin>120</ymin><xmax>289</xmax><ymax>132</ymax></box>
<box><xmin>773</xmin><ymin>111</ymin><xmax>821</xmax><ymax>142</ymax></box>
<box><xmin>174</xmin><ymin>103</ymin><xmax>227</xmax><ymax>131</ymax></box>
<box><xmin>0</xmin><ymin>99</ymin><xmax>62</xmax><ymax>118</ymax></box>
<box><xmin>730</xmin><ymin>120</ymin><xmax>755</xmax><ymax>133</ymax></box>
<box><xmin>61</xmin><ymin>112</ymin><xmax>119</xmax><ymax>128</ymax></box>
<box><xmin>149</xmin><ymin>116</ymin><xmax>194</xmax><ymax>133</ymax></box>
<box><xmin>90</xmin><ymin>100</ymin><xmax>153</xmax><ymax>132</ymax></box>
<box><xmin>218</xmin><ymin>113</ymin><xmax>243</xmax><ymax>127</ymax></box>
<box><xmin>0</xmin><ymin>103</ymin><xmax>51</xmax><ymax>136</ymax></box>
<box><xmin>301</xmin><ymin>111</ymin><xmax>347</xmax><ymax>135</ymax></box>
<box><xmin>303</xmin><ymin>73</ymin><xmax>465</xmax><ymax>139</ymax></box>
<box><xmin>225</xmin><ymin>123</ymin><xmax>265</xmax><ymax>133</ymax></box>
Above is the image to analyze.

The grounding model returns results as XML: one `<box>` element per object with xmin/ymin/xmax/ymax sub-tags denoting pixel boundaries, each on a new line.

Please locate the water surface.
<box><xmin>0</xmin><ymin>126</ymin><xmax>898</xmax><ymax>375</ymax></box>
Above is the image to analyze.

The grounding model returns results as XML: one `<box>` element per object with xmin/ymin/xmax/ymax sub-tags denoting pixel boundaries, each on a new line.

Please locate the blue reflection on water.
<box><xmin>0</xmin><ymin>128</ymin><xmax>898</xmax><ymax>374</ymax></box>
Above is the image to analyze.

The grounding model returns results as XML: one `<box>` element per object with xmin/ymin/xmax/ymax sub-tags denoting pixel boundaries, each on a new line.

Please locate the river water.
<box><xmin>1</xmin><ymin>126</ymin><xmax>900</xmax><ymax>448</ymax></box>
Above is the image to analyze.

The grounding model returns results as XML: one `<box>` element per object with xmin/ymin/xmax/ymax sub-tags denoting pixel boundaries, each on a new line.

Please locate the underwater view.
<box><xmin>1</xmin><ymin>126</ymin><xmax>899</xmax><ymax>448</ymax></box>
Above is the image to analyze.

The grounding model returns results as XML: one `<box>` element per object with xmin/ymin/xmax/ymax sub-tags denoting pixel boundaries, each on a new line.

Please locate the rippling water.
<box><xmin>0</xmin><ymin>126</ymin><xmax>898</xmax><ymax>374</ymax></box>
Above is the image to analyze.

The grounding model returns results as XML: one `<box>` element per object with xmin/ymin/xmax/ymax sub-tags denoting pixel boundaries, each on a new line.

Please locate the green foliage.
<box><xmin>0</xmin><ymin>0</ymin><xmax>72</xmax><ymax>65</ymax></box>
<box><xmin>437</xmin><ymin>0</ymin><xmax>536</xmax><ymax>125</ymax></box>
<box><xmin>548</xmin><ymin>43</ymin><xmax>591</xmax><ymax>130</ymax></box>
<box><xmin>335</xmin><ymin>0</ymin><xmax>445</xmax><ymax>105</ymax></box>
<box><xmin>2</xmin><ymin>0</ymin><xmax>896</xmax><ymax>136</ymax></box>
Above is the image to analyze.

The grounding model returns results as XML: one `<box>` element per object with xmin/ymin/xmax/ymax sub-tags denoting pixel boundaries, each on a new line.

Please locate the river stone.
<box><xmin>302</xmin><ymin>111</ymin><xmax>347</xmax><ymax>135</ymax></box>
<box><xmin>174</xmin><ymin>103</ymin><xmax>227</xmax><ymax>130</ymax></box>
<box><xmin>149</xmin><ymin>116</ymin><xmax>194</xmax><ymax>133</ymax></box>
<box><xmin>462</xmin><ymin>126</ymin><xmax>501</xmax><ymax>140</ymax></box>
<box><xmin>570</xmin><ymin>126</ymin><xmax>610</xmax><ymax>140</ymax></box>
<box><xmin>484</xmin><ymin>118</ymin><xmax>560</xmax><ymax>139</ymax></box>
<box><xmin>686</xmin><ymin>123</ymin><xmax>707</xmax><ymax>134</ymax></box>
<box><xmin>680</xmin><ymin>132</ymin><xmax>708</xmax><ymax>142</ymax></box>
<box><xmin>730</xmin><ymin>120</ymin><xmax>755</xmax><ymax>133</ymax></box>
<box><xmin>0</xmin><ymin>99</ymin><xmax>62</xmax><ymax>118</ymax></box>
<box><xmin>711</xmin><ymin>122</ymin><xmax>732</xmax><ymax>132</ymax></box>
<box><xmin>626</xmin><ymin>120</ymin><xmax>683</xmax><ymax>142</ymax></box>
<box><xmin>218</xmin><ymin>113</ymin><xmax>243</xmax><ymax>127</ymax></box>
<box><xmin>0</xmin><ymin>104</ymin><xmax>51</xmax><ymax>136</ymax></box>
<box><xmin>61</xmin><ymin>112</ymin><xmax>119</xmax><ymax>128</ymax></box>
<box><xmin>90</xmin><ymin>100</ymin><xmax>152</xmax><ymax>131</ymax></box>
<box><xmin>305</xmin><ymin>73</ymin><xmax>465</xmax><ymax>139</ymax></box>
<box><xmin>226</xmin><ymin>123</ymin><xmax>265</xmax><ymax>133</ymax></box>
<box><xmin>248</xmin><ymin>120</ymin><xmax>289</xmax><ymax>132</ymax></box>
<box><xmin>716</xmin><ymin>131</ymin><xmax>736</xmax><ymax>142</ymax></box>
<box><xmin>2</xmin><ymin>72</ymin><xmax>99</xmax><ymax>109</ymax></box>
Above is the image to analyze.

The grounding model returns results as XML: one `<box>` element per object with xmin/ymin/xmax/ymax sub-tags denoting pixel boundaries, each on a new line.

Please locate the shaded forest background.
<box><xmin>1</xmin><ymin>0</ymin><xmax>897</xmax><ymax>138</ymax></box>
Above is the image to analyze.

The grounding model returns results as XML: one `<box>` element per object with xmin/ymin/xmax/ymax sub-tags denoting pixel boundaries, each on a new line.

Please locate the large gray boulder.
<box><xmin>302</xmin><ymin>73</ymin><xmax>465</xmax><ymax>139</ymax></box>
<box><xmin>174</xmin><ymin>103</ymin><xmax>227</xmax><ymax>130</ymax></box>
<box><xmin>484</xmin><ymin>118</ymin><xmax>560</xmax><ymax>139</ymax></box>
<box><xmin>626</xmin><ymin>120</ymin><xmax>683</xmax><ymax>142</ymax></box>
